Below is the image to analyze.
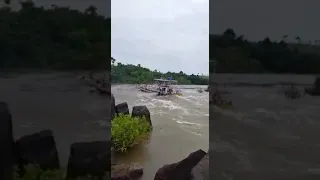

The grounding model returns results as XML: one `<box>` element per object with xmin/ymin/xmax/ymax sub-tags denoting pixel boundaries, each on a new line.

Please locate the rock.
<box><xmin>305</xmin><ymin>77</ymin><xmax>320</xmax><ymax>96</ymax></box>
<box><xmin>115</xmin><ymin>102</ymin><xmax>129</xmax><ymax>115</ymax></box>
<box><xmin>132</xmin><ymin>106</ymin><xmax>152</xmax><ymax>126</ymax></box>
<box><xmin>15</xmin><ymin>130</ymin><xmax>60</xmax><ymax>170</ymax></box>
<box><xmin>111</xmin><ymin>163</ymin><xmax>143</xmax><ymax>180</ymax></box>
<box><xmin>191</xmin><ymin>153</ymin><xmax>209</xmax><ymax>180</ymax></box>
<box><xmin>284</xmin><ymin>85</ymin><xmax>301</xmax><ymax>99</ymax></box>
<box><xmin>314</xmin><ymin>77</ymin><xmax>320</xmax><ymax>89</ymax></box>
<box><xmin>111</xmin><ymin>94</ymin><xmax>116</xmax><ymax>120</ymax></box>
<box><xmin>66</xmin><ymin>141</ymin><xmax>111</xmax><ymax>179</ymax></box>
<box><xmin>0</xmin><ymin>102</ymin><xmax>14</xmax><ymax>180</ymax></box>
<box><xmin>154</xmin><ymin>149</ymin><xmax>206</xmax><ymax>180</ymax></box>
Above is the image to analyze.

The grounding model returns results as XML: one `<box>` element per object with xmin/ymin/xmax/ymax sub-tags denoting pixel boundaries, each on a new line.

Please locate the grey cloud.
<box><xmin>112</xmin><ymin>0</ymin><xmax>209</xmax><ymax>74</ymax></box>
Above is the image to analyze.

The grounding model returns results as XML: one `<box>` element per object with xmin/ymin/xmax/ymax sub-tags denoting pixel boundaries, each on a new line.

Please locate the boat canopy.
<box><xmin>153</xmin><ymin>79</ymin><xmax>177</xmax><ymax>83</ymax></box>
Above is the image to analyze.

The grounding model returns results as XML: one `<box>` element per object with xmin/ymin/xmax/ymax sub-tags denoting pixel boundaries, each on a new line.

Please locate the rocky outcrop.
<box><xmin>191</xmin><ymin>153</ymin><xmax>209</xmax><ymax>180</ymax></box>
<box><xmin>111</xmin><ymin>95</ymin><xmax>152</xmax><ymax>127</ymax></box>
<box><xmin>283</xmin><ymin>85</ymin><xmax>301</xmax><ymax>99</ymax></box>
<box><xmin>0</xmin><ymin>102</ymin><xmax>111</xmax><ymax>179</ymax></box>
<box><xmin>154</xmin><ymin>149</ymin><xmax>207</xmax><ymax>180</ymax></box>
<box><xmin>66</xmin><ymin>141</ymin><xmax>111</xmax><ymax>179</ymax></box>
<box><xmin>15</xmin><ymin>130</ymin><xmax>60</xmax><ymax>170</ymax></box>
<box><xmin>111</xmin><ymin>163</ymin><xmax>143</xmax><ymax>180</ymax></box>
<box><xmin>305</xmin><ymin>77</ymin><xmax>320</xmax><ymax>96</ymax></box>
<box><xmin>132</xmin><ymin>106</ymin><xmax>152</xmax><ymax>126</ymax></box>
<box><xmin>0</xmin><ymin>102</ymin><xmax>14</xmax><ymax>180</ymax></box>
<box><xmin>115</xmin><ymin>102</ymin><xmax>129</xmax><ymax>115</ymax></box>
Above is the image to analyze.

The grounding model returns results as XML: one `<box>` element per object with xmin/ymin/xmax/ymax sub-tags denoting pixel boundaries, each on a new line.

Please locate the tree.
<box><xmin>85</xmin><ymin>5</ymin><xmax>97</xmax><ymax>16</ymax></box>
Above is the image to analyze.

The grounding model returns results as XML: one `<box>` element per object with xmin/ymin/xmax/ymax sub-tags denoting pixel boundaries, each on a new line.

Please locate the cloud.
<box><xmin>112</xmin><ymin>0</ymin><xmax>209</xmax><ymax>74</ymax></box>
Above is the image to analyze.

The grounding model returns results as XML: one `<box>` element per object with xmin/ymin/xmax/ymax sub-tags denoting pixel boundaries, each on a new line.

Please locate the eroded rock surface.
<box><xmin>111</xmin><ymin>163</ymin><xmax>143</xmax><ymax>180</ymax></box>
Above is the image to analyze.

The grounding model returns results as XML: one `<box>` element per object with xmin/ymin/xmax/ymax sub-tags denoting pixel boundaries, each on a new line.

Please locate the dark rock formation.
<box><xmin>305</xmin><ymin>77</ymin><xmax>320</xmax><ymax>96</ymax></box>
<box><xmin>191</xmin><ymin>153</ymin><xmax>209</xmax><ymax>180</ymax></box>
<box><xmin>66</xmin><ymin>141</ymin><xmax>111</xmax><ymax>179</ymax></box>
<box><xmin>111</xmin><ymin>94</ymin><xmax>116</xmax><ymax>120</ymax></box>
<box><xmin>132</xmin><ymin>106</ymin><xmax>152</xmax><ymax>126</ymax></box>
<box><xmin>15</xmin><ymin>130</ymin><xmax>60</xmax><ymax>170</ymax></box>
<box><xmin>115</xmin><ymin>102</ymin><xmax>129</xmax><ymax>115</ymax></box>
<box><xmin>283</xmin><ymin>85</ymin><xmax>301</xmax><ymax>99</ymax></box>
<box><xmin>111</xmin><ymin>163</ymin><xmax>143</xmax><ymax>180</ymax></box>
<box><xmin>154</xmin><ymin>149</ymin><xmax>206</xmax><ymax>180</ymax></box>
<box><xmin>0</xmin><ymin>102</ymin><xmax>14</xmax><ymax>180</ymax></box>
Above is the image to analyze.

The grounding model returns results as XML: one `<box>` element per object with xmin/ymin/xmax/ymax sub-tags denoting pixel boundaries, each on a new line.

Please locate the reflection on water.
<box><xmin>111</xmin><ymin>85</ymin><xmax>209</xmax><ymax>180</ymax></box>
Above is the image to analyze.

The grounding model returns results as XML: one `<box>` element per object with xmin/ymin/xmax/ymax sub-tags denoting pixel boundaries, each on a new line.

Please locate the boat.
<box><xmin>138</xmin><ymin>78</ymin><xmax>182</xmax><ymax>96</ymax></box>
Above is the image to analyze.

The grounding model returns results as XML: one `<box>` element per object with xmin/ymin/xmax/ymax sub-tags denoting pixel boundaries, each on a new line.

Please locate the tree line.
<box><xmin>0</xmin><ymin>1</ymin><xmax>110</xmax><ymax>70</ymax></box>
<box><xmin>210</xmin><ymin>28</ymin><xmax>320</xmax><ymax>74</ymax></box>
<box><xmin>111</xmin><ymin>58</ymin><xmax>209</xmax><ymax>85</ymax></box>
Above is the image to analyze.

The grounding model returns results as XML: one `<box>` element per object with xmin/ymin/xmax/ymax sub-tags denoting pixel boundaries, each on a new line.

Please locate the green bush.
<box><xmin>111</xmin><ymin>114</ymin><xmax>152</xmax><ymax>152</ymax></box>
<box><xmin>13</xmin><ymin>164</ymin><xmax>110</xmax><ymax>180</ymax></box>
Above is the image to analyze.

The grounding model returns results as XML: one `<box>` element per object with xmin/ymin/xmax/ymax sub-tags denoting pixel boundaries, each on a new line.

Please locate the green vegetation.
<box><xmin>210</xmin><ymin>28</ymin><xmax>320</xmax><ymax>74</ymax></box>
<box><xmin>111</xmin><ymin>114</ymin><xmax>152</xmax><ymax>152</ymax></box>
<box><xmin>111</xmin><ymin>58</ymin><xmax>209</xmax><ymax>85</ymax></box>
<box><xmin>0</xmin><ymin>1</ymin><xmax>110</xmax><ymax>70</ymax></box>
<box><xmin>13</xmin><ymin>164</ymin><xmax>110</xmax><ymax>180</ymax></box>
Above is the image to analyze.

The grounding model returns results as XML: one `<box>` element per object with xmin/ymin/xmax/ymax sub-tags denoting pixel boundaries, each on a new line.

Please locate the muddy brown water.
<box><xmin>0</xmin><ymin>72</ymin><xmax>110</xmax><ymax>166</ymax></box>
<box><xmin>111</xmin><ymin>85</ymin><xmax>209</xmax><ymax>180</ymax></box>
<box><xmin>3</xmin><ymin>72</ymin><xmax>320</xmax><ymax>179</ymax></box>
<box><xmin>210</xmin><ymin>74</ymin><xmax>320</xmax><ymax>179</ymax></box>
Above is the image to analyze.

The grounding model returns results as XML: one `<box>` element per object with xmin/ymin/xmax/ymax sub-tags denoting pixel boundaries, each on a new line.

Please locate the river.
<box><xmin>111</xmin><ymin>84</ymin><xmax>209</xmax><ymax>180</ymax></box>
<box><xmin>210</xmin><ymin>74</ymin><xmax>320</xmax><ymax>179</ymax></box>
<box><xmin>0</xmin><ymin>72</ymin><xmax>110</xmax><ymax>166</ymax></box>
<box><xmin>3</xmin><ymin>72</ymin><xmax>320</xmax><ymax>179</ymax></box>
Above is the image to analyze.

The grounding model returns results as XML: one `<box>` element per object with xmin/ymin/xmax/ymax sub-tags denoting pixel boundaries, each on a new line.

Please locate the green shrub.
<box><xmin>13</xmin><ymin>164</ymin><xmax>110</xmax><ymax>180</ymax></box>
<box><xmin>111</xmin><ymin>114</ymin><xmax>152</xmax><ymax>152</ymax></box>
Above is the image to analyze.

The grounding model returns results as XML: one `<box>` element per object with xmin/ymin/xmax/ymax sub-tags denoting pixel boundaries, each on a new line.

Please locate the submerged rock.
<box><xmin>284</xmin><ymin>85</ymin><xmax>301</xmax><ymax>99</ymax></box>
<box><xmin>154</xmin><ymin>149</ymin><xmax>206</xmax><ymax>180</ymax></box>
<box><xmin>111</xmin><ymin>163</ymin><xmax>143</xmax><ymax>180</ymax></box>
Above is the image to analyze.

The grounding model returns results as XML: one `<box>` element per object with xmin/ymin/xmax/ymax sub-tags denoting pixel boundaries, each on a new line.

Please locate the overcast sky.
<box><xmin>210</xmin><ymin>0</ymin><xmax>320</xmax><ymax>42</ymax></box>
<box><xmin>5</xmin><ymin>0</ymin><xmax>110</xmax><ymax>16</ymax></box>
<box><xmin>112</xmin><ymin>0</ymin><xmax>209</xmax><ymax>75</ymax></box>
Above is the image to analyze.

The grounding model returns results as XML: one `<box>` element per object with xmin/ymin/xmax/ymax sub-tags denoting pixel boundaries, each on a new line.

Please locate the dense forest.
<box><xmin>0</xmin><ymin>0</ymin><xmax>110</xmax><ymax>70</ymax></box>
<box><xmin>210</xmin><ymin>28</ymin><xmax>320</xmax><ymax>74</ymax></box>
<box><xmin>111</xmin><ymin>58</ymin><xmax>209</xmax><ymax>85</ymax></box>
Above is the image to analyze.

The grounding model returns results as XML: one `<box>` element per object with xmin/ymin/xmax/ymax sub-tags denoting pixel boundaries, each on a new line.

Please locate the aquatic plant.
<box><xmin>13</xmin><ymin>164</ymin><xmax>110</xmax><ymax>180</ymax></box>
<box><xmin>111</xmin><ymin>114</ymin><xmax>152</xmax><ymax>152</ymax></box>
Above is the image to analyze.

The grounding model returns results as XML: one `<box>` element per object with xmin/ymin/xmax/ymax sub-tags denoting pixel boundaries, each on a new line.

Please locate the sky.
<box><xmin>210</xmin><ymin>0</ymin><xmax>320</xmax><ymax>42</ymax></box>
<box><xmin>5</xmin><ymin>0</ymin><xmax>110</xmax><ymax>16</ymax></box>
<box><xmin>112</xmin><ymin>0</ymin><xmax>209</xmax><ymax>75</ymax></box>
